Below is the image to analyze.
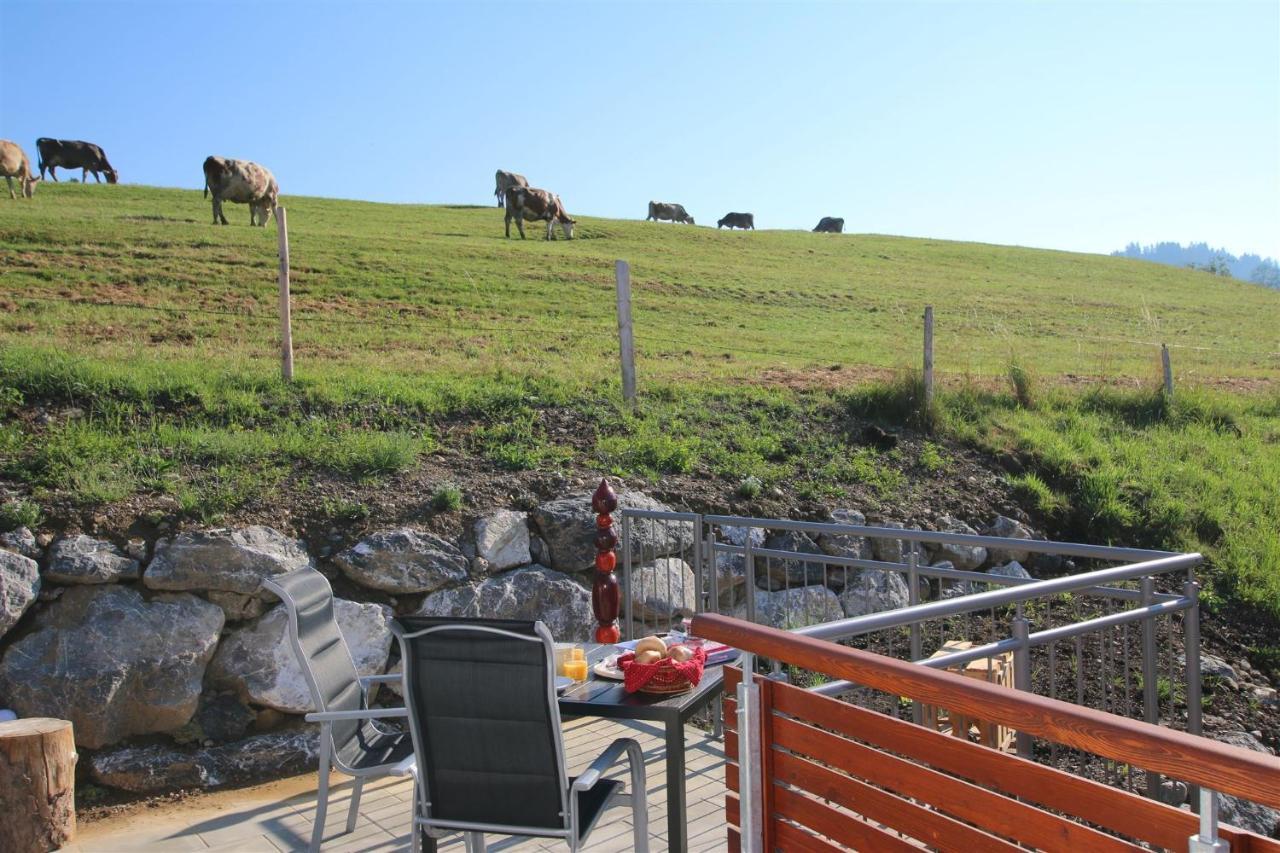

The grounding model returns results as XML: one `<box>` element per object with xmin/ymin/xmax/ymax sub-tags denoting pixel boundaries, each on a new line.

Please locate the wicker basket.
<box><xmin>619</xmin><ymin>647</ymin><xmax>707</xmax><ymax>695</ymax></box>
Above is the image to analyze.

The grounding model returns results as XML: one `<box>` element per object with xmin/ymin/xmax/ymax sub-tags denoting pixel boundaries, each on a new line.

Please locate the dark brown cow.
<box><xmin>717</xmin><ymin>212</ymin><xmax>754</xmax><ymax>230</ymax></box>
<box><xmin>36</xmin><ymin>138</ymin><xmax>118</xmax><ymax>183</ymax></box>
<box><xmin>494</xmin><ymin>169</ymin><xmax>528</xmax><ymax>206</ymax></box>
<box><xmin>813</xmin><ymin>217</ymin><xmax>844</xmax><ymax>233</ymax></box>
<box><xmin>504</xmin><ymin>186</ymin><xmax>575</xmax><ymax>240</ymax></box>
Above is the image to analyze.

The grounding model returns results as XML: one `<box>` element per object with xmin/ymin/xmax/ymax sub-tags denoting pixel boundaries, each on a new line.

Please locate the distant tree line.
<box><xmin>1112</xmin><ymin>241</ymin><xmax>1279</xmax><ymax>289</ymax></box>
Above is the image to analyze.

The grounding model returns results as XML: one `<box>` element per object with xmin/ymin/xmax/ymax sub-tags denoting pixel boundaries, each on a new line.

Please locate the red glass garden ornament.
<box><xmin>591</xmin><ymin>478</ymin><xmax>622</xmax><ymax>643</ymax></box>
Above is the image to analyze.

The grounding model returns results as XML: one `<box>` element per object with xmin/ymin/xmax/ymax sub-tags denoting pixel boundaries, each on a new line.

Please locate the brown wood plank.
<box><xmin>773</xmin><ymin>681</ymin><xmax>1195</xmax><ymax>850</ymax></box>
<box><xmin>772</xmin><ymin>819</ymin><xmax>850</xmax><ymax>853</ymax></box>
<box><xmin>773</xmin><ymin>750</ymin><xmax>1022</xmax><ymax>853</ymax></box>
<box><xmin>772</xmin><ymin>714</ymin><xmax>1142</xmax><ymax>853</ymax></box>
<box><xmin>692</xmin><ymin>612</ymin><xmax>1280</xmax><ymax>809</ymax></box>
<box><xmin>772</xmin><ymin>784</ymin><xmax>919</xmax><ymax>853</ymax></box>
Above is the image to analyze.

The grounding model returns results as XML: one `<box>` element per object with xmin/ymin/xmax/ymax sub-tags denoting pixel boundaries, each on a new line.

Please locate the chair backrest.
<box><xmin>392</xmin><ymin>616</ymin><xmax>570</xmax><ymax>833</ymax></box>
<box><xmin>262</xmin><ymin>568</ymin><xmax>364</xmax><ymax>753</ymax></box>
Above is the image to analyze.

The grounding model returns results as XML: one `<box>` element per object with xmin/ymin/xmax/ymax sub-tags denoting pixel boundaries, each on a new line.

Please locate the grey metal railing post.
<box><xmin>744</xmin><ymin>535</ymin><xmax>757</xmax><ymax>626</ymax></box>
<box><xmin>690</xmin><ymin>514</ymin><xmax>703</xmax><ymax>617</ymax></box>
<box><xmin>1141</xmin><ymin>576</ymin><xmax>1160</xmax><ymax>799</ymax></box>
<box><xmin>908</xmin><ymin>542</ymin><xmax>923</xmax><ymax>724</ymax></box>
<box><xmin>1188</xmin><ymin>788</ymin><xmax>1228</xmax><ymax>852</ymax></box>
<box><xmin>737</xmin><ymin>654</ymin><xmax>763</xmax><ymax>852</ymax></box>
<box><xmin>705</xmin><ymin>530</ymin><xmax>719</xmax><ymax>614</ymax></box>
<box><xmin>622</xmin><ymin>514</ymin><xmax>634</xmax><ymax>641</ymax></box>
<box><xmin>1012</xmin><ymin>606</ymin><xmax>1033</xmax><ymax>758</ymax></box>
<box><xmin>1183</xmin><ymin>579</ymin><xmax>1203</xmax><ymax>812</ymax></box>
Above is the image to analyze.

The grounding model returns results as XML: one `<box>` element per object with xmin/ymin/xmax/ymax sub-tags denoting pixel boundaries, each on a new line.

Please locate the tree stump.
<box><xmin>0</xmin><ymin>718</ymin><xmax>77</xmax><ymax>852</ymax></box>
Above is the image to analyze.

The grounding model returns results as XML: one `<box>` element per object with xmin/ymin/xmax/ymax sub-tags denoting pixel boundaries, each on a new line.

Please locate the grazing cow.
<box><xmin>717</xmin><ymin>212</ymin><xmax>754</xmax><ymax>230</ymax></box>
<box><xmin>646</xmin><ymin>201</ymin><xmax>695</xmax><ymax>225</ymax></box>
<box><xmin>494</xmin><ymin>169</ymin><xmax>528</xmax><ymax>207</ymax></box>
<box><xmin>0</xmin><ymin>140</ymin><xmax>40</xmax><ymax>199</ymax></box>
<box><xmin>504</xmin><ymin>186</ymin><xmax>575</xmax><ymax>240</ymax></box>
<box><xmin>202</xmin><ymin>156</ymin><xmax>278</xmax><ymax>227</ymax></box>
<box><xmin>813</xmin><ymin>217</ymin><xmax>844</xmax><ymax>233</ymax></box>
<box><xmin>35</xmin><ymin>138</ymin><xmax>118</xmax><ymax>184</ymax></box>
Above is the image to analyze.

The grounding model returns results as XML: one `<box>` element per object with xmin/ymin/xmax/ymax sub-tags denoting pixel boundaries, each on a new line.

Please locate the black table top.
<box><xmin>557</xmin><ymin>643</ymin><xmax>733</xmax><ymax>724</ymax></box>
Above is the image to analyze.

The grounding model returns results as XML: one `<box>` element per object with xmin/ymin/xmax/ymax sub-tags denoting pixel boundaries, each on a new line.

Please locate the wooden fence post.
<box><xmin>615</xmin><ymin>260</ymin><xmax>637</xmax><ymax>406</ymax></box>
<box><xmin>276</xmin><ymin>206</ymin><xmax>294</xmax><ymax>382</ymax></box>
<box><xmin>1161</xmin><ymin>343</ymin><xmax>1173</xmax><ymax>398</ymax></box>
<box><xmin>922</xmin><ymin>305</ymin><xmax>935</xmax><ymax>409</ymax></box>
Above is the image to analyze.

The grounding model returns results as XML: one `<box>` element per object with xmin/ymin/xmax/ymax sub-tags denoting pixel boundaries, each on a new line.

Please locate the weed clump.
<box><xmin>0</xmin><ymin>499</ymin><xmax>42</xmax><ymax>532</ymax></box>
<box><xmin>432</xmin><ymin>482</ymin><xmax>463</xmax><ymax>512</ymax></box>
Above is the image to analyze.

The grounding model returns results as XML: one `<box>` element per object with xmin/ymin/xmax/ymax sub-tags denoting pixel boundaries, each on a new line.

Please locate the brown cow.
<box><xmin>0</xmin><ymin>140</ymin><xmax>40</xmax><ymax>199</ymax></box>
<box><xmin>202</xmin><ymin>156</ymin><xmax>278</xmax><ymax>226</ymax></box>
<box><xmin>494</xmin><ymin>169</ymin><xmax>528</xmax><ymax>207</ymax></box>
<box><xmin>504</xmin><ymin>186</ymin><xmax>575</xmax><ymax>240</ymax></box>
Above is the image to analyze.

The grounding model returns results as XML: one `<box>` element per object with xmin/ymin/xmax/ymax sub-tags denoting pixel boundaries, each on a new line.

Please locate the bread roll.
<box><xmin>635</xmin><ymin>636</ymin><xmax>668</xmax><ymax>657</ymax></box>
<box><xmin>668</xmin><ymin>644</ymin><xmax>694</xmax><ymax>663</ymax></box>
<box><xmin>635</xmin><ymin>649</ymin><xmax>664</xmax><ymax>665</ymax></box>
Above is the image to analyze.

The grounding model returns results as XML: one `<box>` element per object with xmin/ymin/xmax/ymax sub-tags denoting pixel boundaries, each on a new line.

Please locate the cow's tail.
<box><xmin>203</xmin><ymin>182</ymin><xmax>208</xmax><ymax>199</ymax></box>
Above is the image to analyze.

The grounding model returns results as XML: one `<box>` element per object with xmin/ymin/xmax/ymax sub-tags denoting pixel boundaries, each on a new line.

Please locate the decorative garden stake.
<box><xmin>591</xmin><ymin>478</ymin><xmax>622</xmax><ymax>643</ymax></box>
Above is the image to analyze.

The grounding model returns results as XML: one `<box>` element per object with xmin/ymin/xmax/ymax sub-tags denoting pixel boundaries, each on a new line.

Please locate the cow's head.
<box><xmin>559</xmin><ymin>217</ymin><xmax>576</xmax><ymax>240</ymax></box>
<box><xmin>23</xmin><ymin>174</ymin><xmax>40</xmax><ymax>198</ymax></box>
<box><xmin>685</xmin><ymin>216</ymin><xmax>695</xmax><ymax>225</ymax></box>
<box><xmin>104</xmin><ymin>168</ymin><xmax>119</xmax><ymax>185</ymax></box>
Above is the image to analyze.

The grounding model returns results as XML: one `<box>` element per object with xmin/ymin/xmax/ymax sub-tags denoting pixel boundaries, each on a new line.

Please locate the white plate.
<box><xmin>593</xmin><ymin>655</ymin><xmax>626</xmax><ymax>681</ymax></box>
<box><xmin>555</xmin><ymin>675</ymin><xmax>573</xmax><ymax>693</ymax></box>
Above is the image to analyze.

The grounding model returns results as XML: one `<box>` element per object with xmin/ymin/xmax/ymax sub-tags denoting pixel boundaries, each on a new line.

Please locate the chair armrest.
<box><xmin>572</xmin><ymin>737</ymin><xmax>641</xmax><ymax>792</ymax></box>
<box><xmin>306</xmin><ymin>707</ymin><xmax>410</xmax><ymax>723</ymax></box>
<box><xmin>359</xmin><ymin>673</ymin><xmax>403</xmax><ymax>687</ymax></box>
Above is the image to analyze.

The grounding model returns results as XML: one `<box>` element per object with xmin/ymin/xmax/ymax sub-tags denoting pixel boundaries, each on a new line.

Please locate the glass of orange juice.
<box><xmin>564</xmin><ymin>659</ymin><xmax>589</xmax><ymax>682</ymax></box>
<box><xmin>570</xmin><ymin>647</ymin><xmax>585</xmax><ymax>662</ymax></box>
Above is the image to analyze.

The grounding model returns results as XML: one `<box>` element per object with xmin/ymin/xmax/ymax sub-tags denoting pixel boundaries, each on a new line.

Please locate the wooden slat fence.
<box><xmin>702</xmin><ymin>613</ymin><xmax>1280</xmax><ymax>853</ymax></box>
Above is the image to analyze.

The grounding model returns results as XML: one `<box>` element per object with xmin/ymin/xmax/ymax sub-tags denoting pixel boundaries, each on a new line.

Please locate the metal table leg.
<box><xmin>665</xmin><ymin>717</ymin><xmax>688</xmax><ymax>853</ymax></box>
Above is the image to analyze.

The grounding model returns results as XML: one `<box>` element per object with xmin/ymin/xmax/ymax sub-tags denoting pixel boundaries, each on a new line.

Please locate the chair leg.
<box><xmin>626</xmin><ymin>739</ymin><xmax>650</xmax><ymax>853</ymax></box>
<box><xmin>464</xmin><ymin>831</ymin><xmax>485</xmax><ymax>852</ymax></box>
<box><xmin>310</xmin><ymin>733</ymin><xmax>332</xmax><ymax>853</ymax></box>
<box><xmin>345</xmin><ymin>776</ymin><xmax>364</xmax><ymax>834</ymax></box>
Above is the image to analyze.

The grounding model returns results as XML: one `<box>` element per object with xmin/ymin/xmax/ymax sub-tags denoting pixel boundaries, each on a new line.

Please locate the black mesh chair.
<box><xmin>392</xmin><ymin>616</ymin><xmax>649</xmax><ymax>853</ymax></box>
<box><xmin>263</xmin><ymin>567</ymin><xmax>415</xmax><ymax>852</ymax></box>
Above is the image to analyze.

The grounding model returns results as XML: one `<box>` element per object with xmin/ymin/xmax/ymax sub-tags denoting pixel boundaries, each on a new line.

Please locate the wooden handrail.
<box><xmin>693</xmin><ymin>612</ymin><xmax>1280</xmax><ymax>809</ymax></box>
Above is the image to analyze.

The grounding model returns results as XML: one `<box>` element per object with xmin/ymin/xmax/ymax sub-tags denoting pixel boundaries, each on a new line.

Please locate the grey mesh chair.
<box><xmin>392</xmin><ymin>616</ymin><xmax>649</xmax><ymax>853</ymax></box>
<box><xmin>263</xmin><ymin>567</ymin><xmax>415</xmax><ymax>852</ymax></box>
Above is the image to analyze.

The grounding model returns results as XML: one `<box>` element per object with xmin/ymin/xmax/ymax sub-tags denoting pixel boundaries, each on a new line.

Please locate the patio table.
<box><xmin>557</xmin><ymin>644</ymin><xmax>730</xmax><ymax>853</ymax></box>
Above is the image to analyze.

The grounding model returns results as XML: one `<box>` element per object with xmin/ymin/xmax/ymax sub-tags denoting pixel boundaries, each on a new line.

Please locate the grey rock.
<box><xmin>713</xmin><ymin>551</ymin><xmax>747</xmax><ymax>606</ymax></box>
<box><xmin>206</xmin><ymin>590</ymin><xmax>269</xmax><ymax>621</ymax></box>
<box><xmin>474</xmin><ymin>510</ymin><xmax>531</xmax><ymax>571</ymax></box>
<box><xmin>417</xmin><ymin>565</ymin><xmax>593</xmax><ymax>641</ymax></box>
<box><xmin>720</xmin><ymin>525</ymin><xmax>765</xmax><ymax>549</ymax></box>
<box><xmin>0</xmin><ymin>585</ymin><xmax>223</xmax><ymax>748</ymax></box>
<box><xmin>90</xmin><ymin>729</ymin><xmax>320</xmax><ymax>794</ymax></box>
<box><xmin>125</xmin><ymin>538</ymin><xmax>148</xmax><ymax>562</ymax></box>
<box><xmin>1252</xmin><ymin>685</ymin><xmax>1278</xmax><ymax>710</ymax></box>
<box><xmin>839</xmin><ymin>569</ymin><xmax>910</xmax><ymax>617</ymax></box>
<box><xmin>529</xmin><ymin>534</ymin><xmax>549</xmax><ymax>566</ymax></box>
<box><xmin>627</xmin><ymin>558</ymin><xmax>696</xmax><ymax>621</ymax></box>
<box><xmin>145</xmin><ymin>526</ymin><xmax>311</xmax><ymax>594</ymax></box>
<box><xmin>985</xmin><ymin>515</ymin><xmax>1033</xmax><ymax>564</ymax></box>
<box><xmin>931</xmin><ymin>517</ymin><xmax>988</xmax><ymax>570</ymax></box>
<box><xmin>1156</xmin><ymin>779</ymin><xmax>1188</xmax><ymax>806</ymax></box>
<box><xmin>987</xmin><ymin>560</ymin><xmax>1031</xmax><ymax>581</ymax></box>
<box><xmin>194</xmin><ymin>693</ymin><xmax>257</xmax><ymax>744</ymax></box>
<box><xmin>334</xmin><ymin>528</ymin><xmax>469</xmax><ymax>594</ymax></box>
<box><xmin>0</xmin><ymin>526</ymin><xmax>40</xmax><ymax>560</ymax></box>
<box><xmin>732</xmin><ymin>585</ymin><xmax>843</xmax><ymax>630</ymax></box>
<box><xmin>1196</xmin><ymin>652</ymin><xmax>1240</xmax><ymax>690</ymax></box>
<box><xmin>817</xmin><ymin>509</ymin><xmax>873</xmax><ymax>563</ymax></box>
<box><xmin>208</xmin><ymin>598</ymin><xmax>392</xmax><ymax>714</ymax></box>
<box><xmin>1031</xmin><ymin>553</ymin><xmax>1067</xmax><ymax>575</ymax></box>
<box><xmin>531</xmin><ymin>491</ymin><xmax>692</xmax><ymax>573</ymax></box>
<box><xmin>870</xmin><ymin>521</ymin><xmax>918</xmax><ymax>565</ymax></box>
<box><xmin>1212</xmin><ymin>731</ymin><xmax>1280</xmax><ymax>836</ymax></box>
<box><xmin>46</xmin><ymin>534</ymin><xmax>140</xmax><ymax>584</ymax></box>
<box><xmin>762</xmin><ymin>530</ymin><xmax>826</xmax><ymax>588</ymax></box>
<box><xmin>0</xmin><ymin>549</ymin><xmax>39</xmax><ymax>639</ymax></box>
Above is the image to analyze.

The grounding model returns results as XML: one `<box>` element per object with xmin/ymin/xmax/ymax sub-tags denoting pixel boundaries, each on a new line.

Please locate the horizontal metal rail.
<box><xmin>795</xmin><ymin>553</ymin><xmax>1202</xmax><ymax>642</ymax></box>
<box><xmin>809</xmin><ymin>595</ymin><xmax>1196</xmax><ymax>696</ymax></box>
<box><xmin>619</xmin><ymin>509</ymin><xmax>701</xmax><ymax>523</ymax></box>
<box><xmin>700</xmin><ymin>514</ymin><xmax>1178</xmax><ymax>561</ymax></box>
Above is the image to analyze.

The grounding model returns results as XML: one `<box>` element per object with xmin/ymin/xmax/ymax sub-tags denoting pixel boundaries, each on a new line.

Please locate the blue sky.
<box><xmin>1</xmin><ymin>0</ymin><xmax>1276</xmax><ymax>257</ymax></box>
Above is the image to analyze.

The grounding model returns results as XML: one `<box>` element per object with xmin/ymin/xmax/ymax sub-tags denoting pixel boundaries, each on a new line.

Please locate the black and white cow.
<box><xmin>646</xmin><ymin>201</ymin><xmax>694</xmax><ymax>224</ymax></box>
<box><xmin>504</xmin><ymin>186</ymin><xmax>575</xmax><ymax>240</ymax></box>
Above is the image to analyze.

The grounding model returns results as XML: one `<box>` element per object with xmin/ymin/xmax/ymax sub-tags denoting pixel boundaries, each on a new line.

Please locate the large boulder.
<box><xmin>985</xmin><ymin>515</ymin><xmax>1034</xmax><ymax>565</ymax></box>
<box><xmin>1212</xmin><ymin>731</ymin><xmax>1280</xmax><ymax>836</ymax></box>
<box><xmin>417</xmin><ymin>565</ymin><xmax>593</xmax><ymax>641</ymax></box>
<box><xmin>817</xmin><ymin>509</ymin><xmax>873</xmax><ymax>562</ymax></box>
<box><xmin>0</xmin><ymin>585</ymin><xmax>223</xmax><ymax>748</ymax></box>
<box><xmin>0</xmin><ymin>549</ymin><xmax>39</xmax><ymax>639</ymax></box>
<box><xmin>532</xmin><ymin>491</ymin><xmax>693</xmax><ymax>573</ymax></box>
<box><xmin>712</xmin><ymin>526</ymin><xmax>765</xmax><ymax>607</ymax></box>
<box><xmin>334</xmin><ymin>528</ymin><xmax>468</xmax><ymax>594</ymax></box>
<box><xmin>627</xmin><ymin>558</ymin><xmax>696</xmax><ymax>622</ymax></box>
<box><xmin>869</xmin><ymin>521</ymin><xmax>919</xmax><ymax>565</ymax></box>
<box><xmin>474</xmin><ymin>511</ymin><xmax>532</xmax><ymax>572</ymax></box>
<box><xmin>762</xmin><ymin>530</ymin><xmax>826</xmax><ymax>588</ymax></box>
<box><xmin>207</xmin><ymin>598</ymin><xmax>392</xmax><ymax>714</ymax></box>
<box><xmin>205</xmin><ymin>590</ymin><xmax>269</xmax><ymax>622</ymax></box>
<box><xmin>0</xmin><ymin>526</ymin><xmax>40</xmax><ymax>560</ymax></box>
<box><xmin>45</xmin><ymin>534</ymin><xmax>140</xmax><ymax>584</ymax></box>
<box><xmin>90</xmin><ymin>729</ymin><xmax>320</xmax><ymax>794</ymax></box>
<box><xmin>930</xmin><ymin>517</ymin><xmax>988</xmax><ymax>571</ymax></box>
<box><xmin>987</xmin><ymin>561</ymin><xmax>1031</xmax><ymax>581</ymax></box>
<box><xmin>144</xmin><ymin>526</ymin><xmax>311</xmax><ymax>595</ymax></box>
<box><xmin>732</xmin><ymin>585</ymin><xmax>843</xmax><ymax>630</ymax></box>
<box><xmin>839</xmin><ymin>569</ymin><xmax>911</xmax><ymax>617</ymax></box>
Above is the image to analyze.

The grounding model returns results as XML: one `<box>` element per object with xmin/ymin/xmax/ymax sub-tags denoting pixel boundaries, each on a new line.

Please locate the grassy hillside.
<box><xmin>1</xmin><ymin>183</ymin><xmax>1278</xmax><ymax>617</ymax></box>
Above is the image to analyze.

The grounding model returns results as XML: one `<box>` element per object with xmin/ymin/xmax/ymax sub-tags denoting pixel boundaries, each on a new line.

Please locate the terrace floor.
<box><xmin>68</xmin><ymin>717</ymin><xmax>730</xmax><ymax>852</ymax></box>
